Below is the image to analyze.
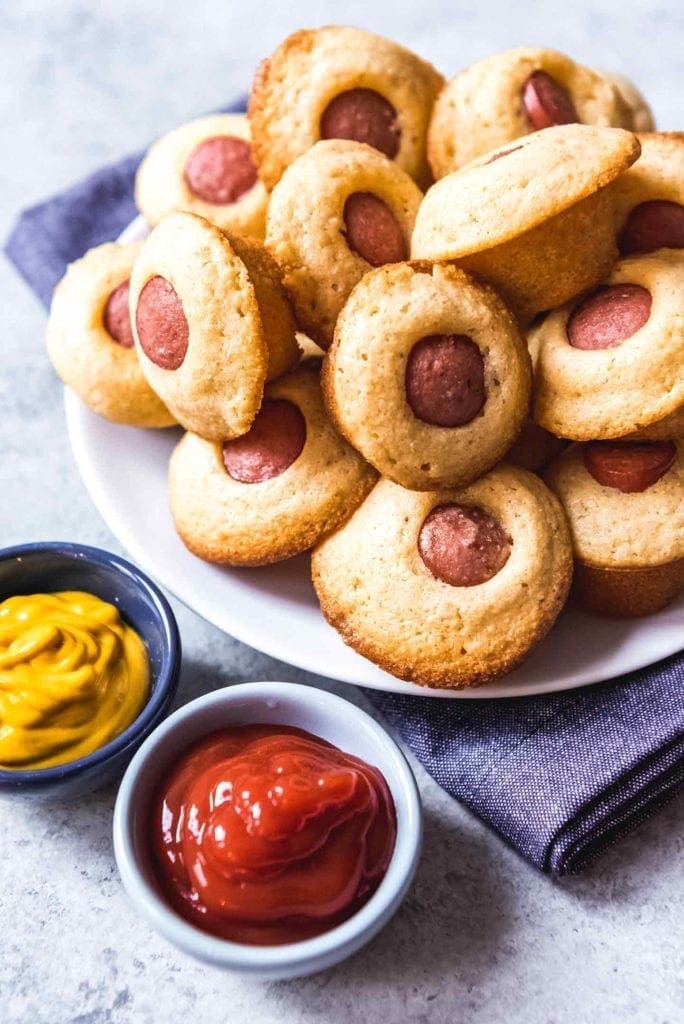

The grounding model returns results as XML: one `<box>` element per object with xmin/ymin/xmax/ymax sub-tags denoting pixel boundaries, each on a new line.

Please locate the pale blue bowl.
<box><xmin>114</xmin><ymin>681</ymin><xmax>422</xmax><ymax>979</ymax></box>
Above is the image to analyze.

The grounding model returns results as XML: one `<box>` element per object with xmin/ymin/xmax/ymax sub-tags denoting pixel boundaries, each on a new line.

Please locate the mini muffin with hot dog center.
<box><xmin>47</xmin><ymin>241</ymin><xmax>175</xmax><ymax>428</ymax></box>
<box><xmin>428</xmin><ymin>47</ymin><xmax>630</xmax><ymax>177</ymax></box>
<box><xmin>130</xmin><ymin>211</ymin><xmax>299</xmax><ymax>442</ymax></box>
<box><xmin>412</xmin><ymin>124</ymin><xmax>640</xmax><ymax>324</ymax></box>
<box><xmin>169</xmin><ymin>362</ymin><xmax>378</xmax><ymax>566</ymax></box>
<box><xmin>312</xmin><ymin>465</ymin><xmax>573</xmax><ymax>689</ymax></box>
<box><xmin>545</xmin><ymin>440</ymin><xmax>684</xmax><ymax>617</ymax></box>
<box><xmin>599</xmin><ymin>72</ymin><xmax>655</xmax><ymax>133</ymax></box>
<box><xmin>135</xmin><ymin>114</ymin><xmax>268</xmax><ymax>239</ymax></box>
<box><xmin>611</xmin><ymin>133</ymin><xmax>684</xmax><ymax>258</ymax></box>
<box><xmin>266</xmin><ymin>139</ymin><xmax>422</xmax><ymax>348</ymax></box>
<box><xmin>530</xmin><ymin>250</ymin><xmax>684</xmax><ymax>440</ymax></box>
<box><xmin>322</xmin><ymin>262</ymin><xmax>531</xmax><ymax>491</ymax></box>
<box><xmin>249</xmin><ymin>26</ymin><xmax>444</xmax><ymax>190</ymax></box>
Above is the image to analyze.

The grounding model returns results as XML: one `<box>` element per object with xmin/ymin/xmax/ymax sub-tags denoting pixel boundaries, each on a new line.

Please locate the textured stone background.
<box><xmin>1</xmin><ymin>2</ymin><xmax>683</xmax><ymax>1022</ymax></box>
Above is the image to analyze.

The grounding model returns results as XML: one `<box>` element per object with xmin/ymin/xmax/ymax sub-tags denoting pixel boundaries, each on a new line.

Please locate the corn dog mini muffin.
<box><xmin>545</xmin><ymin>440</ymin><xmax>684</xmax><ymax>616</ymax></box>
<box><xmin>130</xmin><ymin>212</ymin><xmax>299</xmax><ymax>441</ymax></box>
<box><xmin>312</xmin><ymin>466</ymin><xmax>572</xmax><ymax>689</ymax></box>
<box><xmin>47</xmin><ymin>241</ymin><xmax>175</xmax><ymax>428</ymax></box>
<box><xmin>531</xmin><ymin>250</ymin><xmax>684</xmax><ymax>440</ymax></box>
<box><xmin>611</xmin><ymin>133</ymin><xmax>684</xmax><ymax>257</ymax></box>
<box><xmin>249</xmin><ymin>26</ymin><xmax>444</xmax><ymax>190</ymax></box>
<box><xmin>323</xmin><ymin>262</ymin><xmax>531</xmax><ymax>490</ymax></box>
<box><xmin>428</xmin><ymin>47</ymin><xmax>628</xmax><ymax>177</ymax></box>
<box><xmin>135</xmin><ymin>114</ymin><xmax>268</xmax><ymax>239</ymax></box>
<box><xmin>266</xmin><ymin>140</ymin><xmax>422</xmax><ymax>348</ymax></box>
<box><xmin>600</xmin><ymin>73</ymin><xmax>655</xmax><ymax>133</ymax></box>
<box><xmin>412</xmin><ymin>125</ymin><xmax>640</xmax><ymax>324</ymax></box>
<box><xmin>169</xmin><ymin>363</ymin><xmax>377</xmax><ymax>566</ymax></box>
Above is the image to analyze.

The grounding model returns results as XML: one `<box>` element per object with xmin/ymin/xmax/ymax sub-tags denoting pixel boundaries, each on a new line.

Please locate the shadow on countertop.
<box><xmin>272</xmin><ymin>807</ymin><xmax>513</xmax><ymax>1005</ymax></box>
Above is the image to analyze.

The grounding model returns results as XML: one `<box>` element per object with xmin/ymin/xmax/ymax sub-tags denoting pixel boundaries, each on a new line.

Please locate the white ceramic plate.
<box><xmin>63</xmin><ymin>216</ymin><xmax>683</xmax><ymax>699</ymax></box>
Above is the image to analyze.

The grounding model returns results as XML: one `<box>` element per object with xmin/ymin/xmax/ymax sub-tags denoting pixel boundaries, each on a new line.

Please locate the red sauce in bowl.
<box><xmin>151</xmin><ymin>725</ymin><xmax>397</xmax><ymax>945</ymax></box>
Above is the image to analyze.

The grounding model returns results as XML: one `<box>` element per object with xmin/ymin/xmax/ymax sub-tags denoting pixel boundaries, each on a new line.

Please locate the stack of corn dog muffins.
<box><xmin>46</xmin><ymin>28</ymin><xmax>684</xmax><ymax>690</ymax></box>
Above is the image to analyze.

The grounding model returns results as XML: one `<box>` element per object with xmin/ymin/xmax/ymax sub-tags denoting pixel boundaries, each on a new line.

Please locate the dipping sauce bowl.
<box><xmin>113</xmin><ymin>681</ymin><xmax>422</xmax><ymax>979</ymax></box>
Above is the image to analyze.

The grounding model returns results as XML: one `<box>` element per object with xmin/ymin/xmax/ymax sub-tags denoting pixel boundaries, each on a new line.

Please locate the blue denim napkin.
<box><xmin>4</xmin><ymin>101</ymin><xmax>683</xmax><ymax>874</ymax></box>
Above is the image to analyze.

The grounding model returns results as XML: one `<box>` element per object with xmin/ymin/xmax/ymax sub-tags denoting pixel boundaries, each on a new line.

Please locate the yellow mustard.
<box><xmin>0</xmin><ymin>591</ymin><xmax>150</xmax><ymax>770</ymax></box>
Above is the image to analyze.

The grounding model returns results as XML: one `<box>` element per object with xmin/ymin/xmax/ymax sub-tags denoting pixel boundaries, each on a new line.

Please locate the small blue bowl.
<box><xmin>0</xmin><ymin>542</ymin><xmax>181</xmax><ymax>799</ymax></box>
<box><xmin>114</xmin><ymin>681</ymin><xmax>422</xmax><ymax>979</ymax></box>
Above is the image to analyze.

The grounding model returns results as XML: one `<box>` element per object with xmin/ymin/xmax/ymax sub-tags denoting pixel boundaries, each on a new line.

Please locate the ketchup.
<box><xmin>151</xmin><ymin>725</ymin><xmax>397</xmax><ymax>945</ymax></box>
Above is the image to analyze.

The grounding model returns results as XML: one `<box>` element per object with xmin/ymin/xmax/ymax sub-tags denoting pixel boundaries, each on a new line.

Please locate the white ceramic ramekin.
<box><xmin>113</xmin><ymin>681</ymin><xmax>422</xmax><ymax>980</ymax></box>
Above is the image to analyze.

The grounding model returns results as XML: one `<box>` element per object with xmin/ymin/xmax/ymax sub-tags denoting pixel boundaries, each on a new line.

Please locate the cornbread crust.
<box><xmin>248</xmin><ymin>26</ymin><xmax>444</xmax><ymax>190</ymax></box>
<box><xmin>225</xmin><ymin>231</ymin><xmax>300</xmax><ymax>381</ymax></box>
<box><xmin>572</xmin><ymin>559</ymin><xmax>684</xmax><ymax>617</ymax></box>
<box><xmin>545</xmin><ymin>441</ymin><xmax>684</xmax><ymax>617</ymax></box>
<box><xmin>266</xmin><ymin>140</ymin><xmax>422</xmax><ymax>348</ymax></box>
<box><xmin>322</xmin><ymin>262</ymin><xmax>531</xmax><ymax>490</ymax></box>
<box><xmin>134</xmin><ymin>114</ymin><xmax>268</xmax><ymax>239</ymax></box>
<box><xmin>311</xmin><ymin>466</ymin><xmax>573</xmax><ymax>689</ymax></box>
<box><xmin>412</xmin><ymin>125</ymin><xmax>640</xmax><ymax>322</ymax></box>
<box><xmin>531</xmin><ymin>251</ymin><xmax>684</xmax><ymax>440</ymax></box>
<box><xmin>619</xmin><ymin>403</ymin><xmax>684</xmax><ymax>441</ymax></box>
<box><xmin>456</xmin><ymin>188</ymin><xmax>617</xmax><ymax>325</ymax></box>
<box><xmin>130</xmin><ymin>212</ymin><xmax>298</xmax><ymax>441</ymax></box>
<box><xmin>611</xmin><ymin>132</ymin><xmax>684</xmax><ymax>236</ymax></box>
<box><xmin>46</xmin><ymin>242</ymin><xmax>175</xmax><ymax>428</ymax></box>
<box><xmin>169</xmin><ymin>363</ymin><xmax>378</xmax><ymax>566</ymax></box>
<box><xmin>428</xmin><ymin>48</ymin><xmax>629</xmax><ymax>177</ymax></box>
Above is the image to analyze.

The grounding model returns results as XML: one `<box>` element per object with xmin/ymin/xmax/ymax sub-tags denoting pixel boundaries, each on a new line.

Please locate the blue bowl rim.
<box><xmin>0</xmin><ymin>540</ymin><xmax>181</xmax><ymax>784</ymax></box>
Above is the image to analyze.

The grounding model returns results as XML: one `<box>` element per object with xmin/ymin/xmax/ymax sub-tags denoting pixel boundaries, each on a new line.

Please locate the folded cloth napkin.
<box><xmin>372</xmin><ymin>656</ymin><xmax>683</xmax><ymax>873</ymax></box>
<box><xmin>4</xmin><ymin>101</ymin><xmax>683</xmax><ymax>875</ymax></box>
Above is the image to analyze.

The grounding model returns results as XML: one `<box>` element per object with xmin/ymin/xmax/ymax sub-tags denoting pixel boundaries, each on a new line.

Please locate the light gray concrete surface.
<box><xmin>1</xmin><ymin>3</ymin><xmax>683</xmax><ymax>1022</ymax></box>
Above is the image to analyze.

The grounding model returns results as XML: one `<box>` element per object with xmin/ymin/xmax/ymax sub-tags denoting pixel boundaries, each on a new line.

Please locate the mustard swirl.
<box><xmin>0</xmin><ymin>591</ymin><xmax>150</xmax><ymax>770</ymax></box>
